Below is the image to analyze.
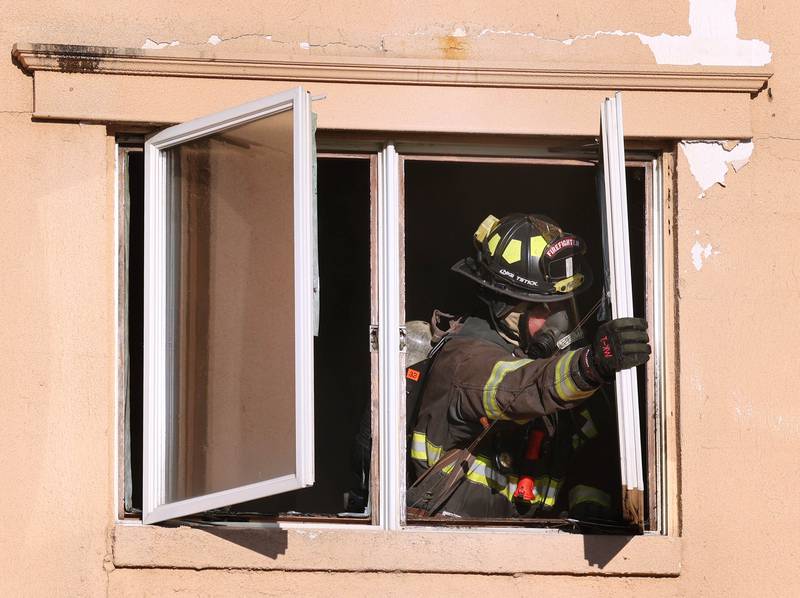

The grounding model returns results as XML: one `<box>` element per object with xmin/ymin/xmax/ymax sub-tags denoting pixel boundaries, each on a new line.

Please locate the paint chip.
<box><xmin>451</xmin><ymin>26</ymin><xmax>468</xmax><ymax>38</ymax></box>
<box><xmin>479</xmin><ymin>0</ymin><xmax>771</xmax><ymax>66</ymax></box>
<box><xmin>680</xmin><ymin>141</ymin><xmax>754</xmax><ymax>198</ymax></box>
<box><xmin>207</xmin><ymin>35</ymin><xmax>223</xmax><ymax>46</ymax></box>
<box><xmin>691</xmin><ymin>241</ymin><xmax>713</xmax><ymax>271</ymax></box>
<box><xmin>299</xmin><ymin>41</ymin><xmax>310</xmax><ymax>50</ymax></box>
<box><xmin>141</xmin><ymin>38</ymin><xmax>180</xmax><ymax>50</ymax></box>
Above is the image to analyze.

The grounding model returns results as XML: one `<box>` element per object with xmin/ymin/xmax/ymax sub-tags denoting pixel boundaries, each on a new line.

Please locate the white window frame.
<box><xmin>600</xmin><ymin>93</ymin><xmax>646</xmax><ymax>525</ymax></box>
<box><xmin>375</xmin><ymin>93</ymin><xmax>653</xmax><ymax>530</ymax></box>
<box><xmin>130</xmin><ymin>90</ymin><xmax>661</xmax><ymax>531</ymax></box>
<box><xmin>142</xmin><ymin>87</ymin><xmax>315</xmax><ymax>525</ymax></box>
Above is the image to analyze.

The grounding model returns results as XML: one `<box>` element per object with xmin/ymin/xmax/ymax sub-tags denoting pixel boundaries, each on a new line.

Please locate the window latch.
<box><xmin>399</xmin><ymin>326</ymin><xmax>407</xmax><ymax>353</ymax></box>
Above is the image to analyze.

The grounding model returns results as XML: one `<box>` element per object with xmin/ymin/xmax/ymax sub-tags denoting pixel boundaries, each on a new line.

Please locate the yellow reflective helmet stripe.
<box><xmin>487</xmin><ymin>233</ymin><xmax>501</xmax><ymax>255</ymax></box>
<box><xmin>530</xmin><ymin>235</ymin><xmax>548</xmax><ymax>257</ymax></box>
<box><xmin>482</xmin><ymin>358</ymin><xmax>534</xmax><ymax>420</ymax></box>
<box><xmin>474</xmin><ymin>214</ymin><xmax>499</xmax><ymax>243</ymax></box>
<box><xmin>501</xmin><ymin>239</ymin><xmax>522</xmax><ymax>264</ymax></box>
<box><xmin>554</xmin><ymin>350</ymin><xmax>596</xmax><ymax>401</ymax></box>
<box><xmin>568</xmin><ymin>484</ymin><xmax>611</xmax><ymax>510</ymax></box>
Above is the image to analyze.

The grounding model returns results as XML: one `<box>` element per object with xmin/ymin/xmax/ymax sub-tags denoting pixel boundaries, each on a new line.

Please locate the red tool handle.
<box><xmin>513</xmin><ymin>430</ymin><xmax>546</xmax><ymax>502</ymax></box>
<box><xmin>524</xmin><ymin>429</ymin><xmax>545</xmax><ymax>460</ymax></box>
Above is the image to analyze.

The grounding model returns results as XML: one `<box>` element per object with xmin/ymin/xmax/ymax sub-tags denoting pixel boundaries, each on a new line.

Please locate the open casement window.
<box><xmin>599</xmin><ymin>92</ymin><xmax>646</xmax><ymax>529</ymax></box>
<box><xmin>399</xmin><ymin>92</ymin><xmax>654</xmax><ymax>530</ymax></box>
<box><xmin>142</xmin><ymin>87</ymin><xmax>315</xmax><ymax>524</ymax></box>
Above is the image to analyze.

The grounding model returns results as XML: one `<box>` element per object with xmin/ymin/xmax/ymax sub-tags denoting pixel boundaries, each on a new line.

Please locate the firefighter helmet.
<box><xmin>451</xmin><ymin>213</ymin><xmax>592</xmax><ymax>303</ymax></box>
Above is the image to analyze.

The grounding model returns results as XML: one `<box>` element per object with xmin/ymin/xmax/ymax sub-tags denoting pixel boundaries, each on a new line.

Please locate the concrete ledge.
<box><xmin>113</xmin><ymin>523</ymin><xmax>681</xmax><ymax>577</ymax></box>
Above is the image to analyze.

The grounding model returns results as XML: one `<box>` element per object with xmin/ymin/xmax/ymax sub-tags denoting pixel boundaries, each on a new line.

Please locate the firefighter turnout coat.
<box><xmin>408</xmin><ymin>317</ymin><xmax>615</xmax><ymax>519</ymax></box>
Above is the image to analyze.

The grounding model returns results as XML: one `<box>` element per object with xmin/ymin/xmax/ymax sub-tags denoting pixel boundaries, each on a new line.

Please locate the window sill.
<box><xmin>113</xmin><ymin>522</ymin><xmax>680</xmax><ymax>577</ymax></box>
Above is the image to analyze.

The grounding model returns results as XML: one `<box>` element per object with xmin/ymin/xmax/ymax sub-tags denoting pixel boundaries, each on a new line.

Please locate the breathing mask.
<box><xmin>519</xmin><ymin>301</ymin><xmax>584</xmax><ymax>358</ymax></box>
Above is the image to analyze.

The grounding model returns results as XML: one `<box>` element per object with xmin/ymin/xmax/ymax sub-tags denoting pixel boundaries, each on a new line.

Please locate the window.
<box><xmin>120</xmin><ymin>89</ymin><xmax>667</xmax><ymax>533</ymax></box>
<box><xmin>141</xmin><ymin>88</ymin><xmax>315</xmax><ymax>524</ymax></box>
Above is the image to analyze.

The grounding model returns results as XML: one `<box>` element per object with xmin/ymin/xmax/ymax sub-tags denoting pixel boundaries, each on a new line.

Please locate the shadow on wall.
<box><xmin>182</xmin><ymin>525</ymin><xmax>631</xmax><ymax>566</ymax></box>
<box><xmin>194</xmin><ymin>526</ymin><xmax>289</xmax><ymax>560</ymax></box>
<box><xmin>582</xmin><ymin>533</ymin><xmax>634</xmax><ymax>569</ymax></box>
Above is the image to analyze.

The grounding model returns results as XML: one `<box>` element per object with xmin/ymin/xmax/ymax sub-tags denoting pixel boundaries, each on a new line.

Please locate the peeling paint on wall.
<box><xmin>479</xmin><ymin>0</ymin><xmax>771</xmax><ymax>66</ymax></box>
<box><xmin>680</xmin><ymin>140</ymin><xmax>754</xmax><ymax>198</ymax></box>
<box><xmin>138</xmin><ymin>0</ymin><xmax>769</xmax><ymax>66</ymax></box>
<box><xmin>691</xmin><ymin>241</ymin><xmax>714</xmax><ymax>270</ymax></box>
<box><xmin>636</xmin><ymin>0</ymin><xmax>771</xmax><ymax>66</ymax></box>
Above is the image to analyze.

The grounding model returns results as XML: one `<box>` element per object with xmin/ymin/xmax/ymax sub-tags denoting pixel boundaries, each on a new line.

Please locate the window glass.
<box><xmin>165</xmin><ymin>111</ymin><xmax>297</xmax><ymax>501</ymax></box>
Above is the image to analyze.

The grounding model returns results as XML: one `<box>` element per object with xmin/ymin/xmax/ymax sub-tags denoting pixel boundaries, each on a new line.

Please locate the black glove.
<box><xmin>582</xmin><ymin>317</ymin><xmax>651</xmax><ymax>383</ymax></box>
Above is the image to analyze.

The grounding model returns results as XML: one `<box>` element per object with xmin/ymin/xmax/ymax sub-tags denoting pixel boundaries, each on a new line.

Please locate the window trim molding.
<box><xmin>13</xmin><ymin>43</ymin><xmax>771</xmax><ymax>93</ymax></box>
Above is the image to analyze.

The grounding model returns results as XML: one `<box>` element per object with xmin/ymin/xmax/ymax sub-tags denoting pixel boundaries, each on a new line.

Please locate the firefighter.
<box><xmin>406</xmin><ymin>213</ymin><xmax>651</xmax><ymax>520</ymax></box>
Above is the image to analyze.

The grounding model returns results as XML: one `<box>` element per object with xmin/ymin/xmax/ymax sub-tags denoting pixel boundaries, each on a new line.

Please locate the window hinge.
<box><xmin>369</xmin><ymin>325</ymin><xmax>379</xmax><ymax>352</ymax></box>
<box><xmin>368</xmin><ymin>326</ymin><xmax>408</xmax><ymax>352</ymax></box>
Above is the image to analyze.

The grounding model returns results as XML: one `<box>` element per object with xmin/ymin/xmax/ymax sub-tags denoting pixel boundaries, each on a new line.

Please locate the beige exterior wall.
<box><xmin>1</xmin><ymin>1</ymin><xmax>798</xmax><ymax>596</ymax></box>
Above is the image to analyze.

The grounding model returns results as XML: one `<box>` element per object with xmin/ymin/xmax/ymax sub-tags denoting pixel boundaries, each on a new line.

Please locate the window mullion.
<box><xmin>377</xmin><ymin>143</ymin><xmax>402</xmax><ymax>530</ymax></box>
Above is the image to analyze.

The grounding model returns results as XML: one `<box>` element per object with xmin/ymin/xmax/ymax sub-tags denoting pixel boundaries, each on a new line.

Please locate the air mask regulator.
<box><xmin>523</xmin><ymin>307</ymin><xmax>584</xmax><ymax>358</ymax></box>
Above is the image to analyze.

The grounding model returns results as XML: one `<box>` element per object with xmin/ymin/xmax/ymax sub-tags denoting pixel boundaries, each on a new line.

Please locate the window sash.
<box><xmin>142</xmin><ymin>87</ymin><xmax>315</xmax><ymax>525</ymax></box>
<box><xmin>600</xmin><ymin>92</ymin><xmax>646</xmax><ymax>526</ymax></box>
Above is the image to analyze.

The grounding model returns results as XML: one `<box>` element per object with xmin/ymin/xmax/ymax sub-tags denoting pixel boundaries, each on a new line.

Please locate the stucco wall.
<box><xmin>1</xmin><ymin>1</ymin><xmax>799</xmax><ymax>596</ymax></box>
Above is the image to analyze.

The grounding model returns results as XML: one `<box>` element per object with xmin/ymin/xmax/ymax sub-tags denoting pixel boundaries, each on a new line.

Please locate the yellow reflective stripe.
<box><xmin>501</xmin><ymin>239</ymin><xmax>522</xmax><ymax>264</ymax></box>
<box><xmin>456</xmin><ymin>455</ymin><xmax>562</xmax><ymax>507</ymax></box>
<box><xmin>410</xmin><ymin>431</ymin><xmax>443</xmax><ymax>466</ymax></box>
<box><xmin>463</xmin><ymin>455</ymin><xmax>518</xmax><ymax>501</ymax></box>
<box><xmin>410</xmin><ymin>432</ymin><xmax>428</xmax><ymax>461</ymax></box>
<box><xmin>581</xmin><ymin>416</ymin><xmax>598</xmax><ymax>439</ymax></box>
<box><xmin>554</xmin><ymin>351</ymin><xmax>595</xmax><ymax>401</ymax></box>
<box><xmin>488</xmin><ymin>233</ymin><xmax>501</xmax><ymax>255</ymax></box>
<box><xmin>537</xmin><ymin>476</ymin><xmax>562</xmax><ymax>507</ymax></box>
<box><xmin>530</xmin><ymin>235</ymin><xmax>547</xmax><ymax>257</ymax></box>
<box><xmin>482</xmin><ymin>358</ymin><xmax>534</xmax><ymax>420</ymax></box>
<box><xmin>568</xmin><ymin>484</ymin><xmax>611</xmax><ymax>510</ymax></box>
<box><xmin>474</xmin><ymin>214</ymin><xmax>499</xmax><ymax>243</ymax></box>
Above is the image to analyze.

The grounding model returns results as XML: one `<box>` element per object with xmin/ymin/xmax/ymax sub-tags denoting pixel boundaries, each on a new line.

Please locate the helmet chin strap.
<box><xmin>490</xmin><ymin>308</ymin><xmax>522</xmax><ymax>345</ymax></box>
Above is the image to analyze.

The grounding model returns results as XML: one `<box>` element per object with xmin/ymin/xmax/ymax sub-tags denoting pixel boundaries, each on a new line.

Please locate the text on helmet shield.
<box><xmin>499</xmin><ymin>268</ymin><xmax>538</xmax><ymax>287</ymax></box>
